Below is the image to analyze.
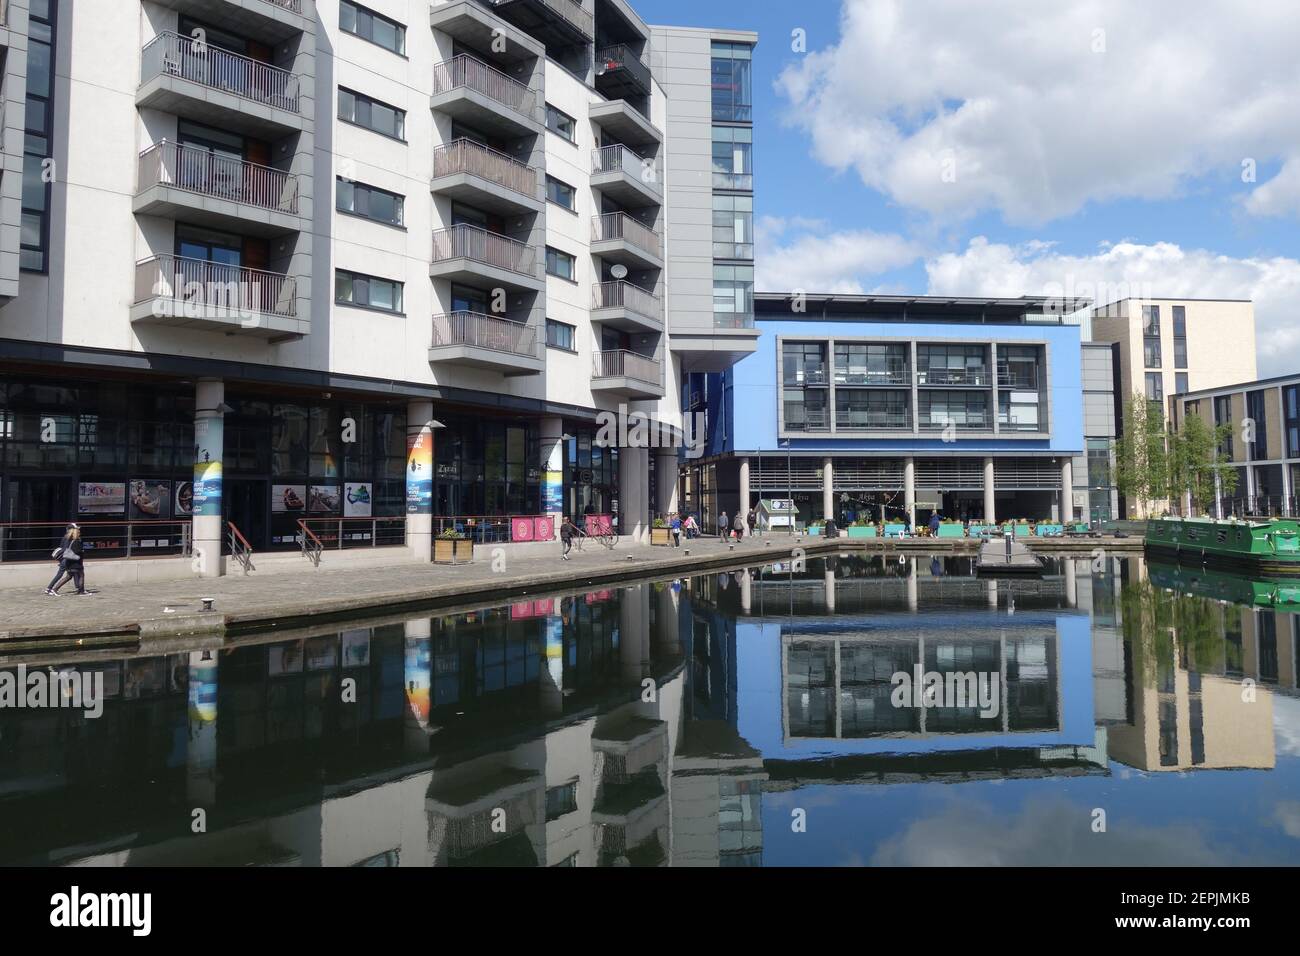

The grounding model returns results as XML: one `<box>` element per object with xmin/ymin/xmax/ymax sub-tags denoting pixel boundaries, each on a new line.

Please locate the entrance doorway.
<box><xmin>224</xmin><ymin>479</ymin><xmax>268</xmax><ymax>552</ymax></box>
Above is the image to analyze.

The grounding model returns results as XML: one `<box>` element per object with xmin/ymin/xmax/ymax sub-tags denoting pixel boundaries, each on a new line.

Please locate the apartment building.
<box><xmin>0</xmin><ymin>0</ymin><xmax>30</xmax><ymax>303</ymax></box>
<box><xmin>1171</xmin><ymin>372</ymin><xmax>1300</xmax><ymax>517</ymax></box>
<box><xmin>0</xmin><ymin>0</ymin><xmax>758</xmax><ymax>577</ymax></box>
<box><xmin>685</xmin><ymin>294</ymin><xmax>1088</xmax><ymax>529</ymax></box>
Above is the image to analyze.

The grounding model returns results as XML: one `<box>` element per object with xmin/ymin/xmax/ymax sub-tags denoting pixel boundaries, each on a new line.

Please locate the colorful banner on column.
<box><xmin>406</xmin><ymin>423</ymin><xmax>433</xmax><ymax>514</ymax></box>
<box><xmin>192</xmin><ymin>416</ymin><xmax>223</xmax><ymax>517</ymax></box>
<box><xmin>543</xmin><ymin>438</ymin><xmax>563</xmax><ymax>514</ymax></box>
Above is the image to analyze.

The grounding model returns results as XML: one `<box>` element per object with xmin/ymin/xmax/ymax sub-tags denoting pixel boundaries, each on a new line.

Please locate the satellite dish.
<box><xmin>610</xmin><ymin>264</ymin><xmax>628</xmax><ymax>280</ymax></box>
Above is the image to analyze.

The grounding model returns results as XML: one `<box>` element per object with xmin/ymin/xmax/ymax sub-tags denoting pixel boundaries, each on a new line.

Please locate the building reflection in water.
<box><xmin>0</xmin><ymin>552</ymin><xmax>1294</xmax><ymax>867</ymax></box>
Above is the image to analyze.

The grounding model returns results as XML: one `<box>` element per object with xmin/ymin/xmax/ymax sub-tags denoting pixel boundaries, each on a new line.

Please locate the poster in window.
<box><xmin>309</xmin><ymin>484</ymin><xmax>341</xmax><ymax>513</ymax></box>
<box><xmin>78</xmin><ymin>482</ymin><xmax>126</xmax><ymax>515</ymax></box>
<box><xmin>174</xmin><ymin>481</ymin><xmax>194</xmax><ymax>517</ymax></box>
<box><xmin>341</xmin><ymin>629</ymin><xmax>371</xmax><ymax>668</ymax></box>
<box><xmin>129</xmin><ymin>479</ymin><xmax>172</xmax><ymax>520</ymax></box>
<box><xmin>343</xmin><ymin>482</ymin><xmax>372</xmax><ymax>518</ymax></box>
<box><xmin>272</xmin><ymin>484</ymin><xmax>307</xmax><ymax>513</ymax></box>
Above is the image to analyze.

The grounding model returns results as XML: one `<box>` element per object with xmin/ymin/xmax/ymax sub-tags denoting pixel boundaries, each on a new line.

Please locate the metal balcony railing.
<box><xmin>595</xmin><ymin>44</ymin><xmax>651</xmax><ymax>93</ymax></box>
<box><xmin>590</xmin><ymin>212</ymin><xmax>661</xmax><ymax>258</ymax></box>
<box><xmin>432</xmin><ymin>312</ymin><xmax>538</xmax><ymax>357</ymax></box>
<box><xmin>593</xmin><ymin>350</ymin><xmax>661</xmax><ymax>386</ymax></box>
<box><xmin>591</xmin><ymin>144</ymin><xmax>662</xmax><ymax>194</ymax></box>
<box><xmin>997</xmin><ymin>366</ymin><xmax>1041</xmax><ymax>390</ymax></box>
<box><xmin>783</xmin><ymin>367</ymin><xmax>828</xmax><ymax>386</ymax></box>
<box><xmin>482</xmin><ymin>0</ymin><xmax>594</xmax><ymax>39</ymax></box>
<box><xmin>784</xmin><ymin>410</ymin><xmax>831</xmax><ymax>433</ymax></box>
<box><xmin>917</xmin><ymin>367</ymin><xmax>989</xmax><ymax>386</ymax></box>
<box><xmin>135</xmin><ymin>254</ymin><xmax>297</xmax><ymax>318</ymax></box>
<box><xmin>592</xmin><ymin>280</ymin><xmax>661</xmax><ymax>322</ymax></box>
<box><xmin>918</xmin><ymin>415</ymin><xmax>990</xmax><ymax>431</ymax></box>
<box><xmin>141</xmin><ymin>32</ymin><xmax>300</xmax><ymax>114</ymax></box>
<box><xmin>835</xmin><ymin>412</ymin><xmax>911</xmax><ymax>430</ymax></box>
<box><xmin>431</xmin><ymin>224</ymin><xmax>538</xmax><ymax>278</ymax></box>
<box><xmin>432</xmin><ymin>138</ymin><xmax>539</xmax><ymax>200</ymax></box>
<box><xmin>138</xmin><ymin>141</ymin><xmax>299</xmax><ymax>214</ymax></box>
<box><xmin>431</xmin><ymin>54</ymin><xmax>540</xmax><ymax>122</ymax></box>
<box><xmin>835</xmin><ymin>367</ymin><xmax>911</xmax><ymax>386</ymax></box>
<box><xmin>998</xmin><ymin>416</ymin><xmax>1045</xmax><ymax>432</ymax></box>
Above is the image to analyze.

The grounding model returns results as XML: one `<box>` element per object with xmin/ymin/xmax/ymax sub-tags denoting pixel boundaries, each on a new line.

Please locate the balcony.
<box><xmin>430</xmin><ymin>54</ymin><xmax>542</xmax><ymax>138</ymax></box>
<box><xmin>134</xmin><ymin>141</ymin><xmax>302</xmax><ymax>235</ymax></box>
<box><xmin>138</xmin><ymin>33</ymin><xmax>305</xmax><ymax>137</ymax></box>
<box><xmin>431</xmin><ymin>138</ymin><xmax>543</xmax><ymax>216</ymax></box>
<box><xmin>595</xmin><ymin>44</ymin><xmax>651</xmax><ymax>100</ymax></box>
<box><xmin>919</xmin><ymin>415</ymin><xmax>991</xmax><ymax>432</ymax></box>
<box><xmin>592</xmin><ymin>280</ymin><xmax>662</xmax><ymax>333</ymax></box>
<box><xmin>591</xmin><ymin>350</ymin><xmax>664</xmax><ymax>399</ymax></box>
<box><xmin>784</xmin><ymin>410</ymin><xmax>831</xmax><ymax>433</ymax></box>
<box><xmin>835</xmin><ymin>367</ymin><xmax>911</xmax><ymax>387</ymax></box>
<box><xmin>590</xmin><ymin>212</ymin><xmax>661</xmax><ymax>269</ymax></box>
<box><xmin>131</xmin><ymin>254</ymin><xmax>305</xmax><ymax>338</ymax></box>
<box><xmin>428</xmin><ymin>312</ymin><xmax>543</xmax><ymax>375</ymax></box>
<box><xmin>835</xmin><ymin>411</ymin><xmax>912</xmax><ymax>431</ymax></box>
<box><xmin>145</xmin><ymin>0</ymin><xmax>310</xmax><ymax>42</ymax></box>
<box><xmin>916</xmin><ymin>367</ymin><xmax>990</xmax><ymax>387</ymax></box>
<box><xmin>429</xmin><ymin>224</ymin><xmax>543</xmax><ymax>293</ymax></box>
<box><xmin>997</xmin><ymin>366</ymin><xmax>1041</xmax><ymax>390</ymax></box>
<box><xmin>479</xmin><ymin>0</ymin><xmax>593</xmax><ymax>47</ymax></box>
<box><xmin>591</xmin><ymin>144</ymin><xmax>662</xmax><ymax>207</ymax></box>
<box><xmin>783</xmin><ymin>367</ymin><xmax>828</xmax><ymax>387</ymax></box>
<box><xmin>589</xmin><ymin>99</ymin><xmax>661</xmax><ymax>148</ymax></box>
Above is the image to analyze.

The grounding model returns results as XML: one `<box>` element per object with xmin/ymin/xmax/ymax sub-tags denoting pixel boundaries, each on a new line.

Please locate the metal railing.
<box><xmin>431</xmin><ymin>312</ymin><xmax>538</xmax><ymax>357</ymax></box>
<box><xmin>1220</xmin><ymin>495</ymin><xmax>1300</xmax><ymax>518</ymax></box>
<box><xmin>835</xmin><ymin>368</ymin><xmax>911</xmax><ymax>386</ymax></box>
<box><xmin>784</xmin><ymin>367</ymin><xmax>828</xmax><ymax>386</ymax></box>
<box><xmin>297</xmin><ymin>516</ymin><xmax>406</xmax><ymax>555</ymax></box>
<box><xmin>591</xmin><ymin>144</ymin><xmax>662</xmax><ymax>195</ymax></box>
<box><xmin>431</xmin><ymin>223</ymin><xmax>538</xmax><ymax>277</ymax></box>
<box><xmin>432</xmin><ymin>138</ymin><xmax>538</xmax><ymax>199</ymax></box>
<box><xmin>431</xmin><ymin>54</ymin><xmax>540</xmax><ymax>122</ymax></box>
<box><xmin>835</xmin><ymin>412</ymin><xmax>911</xmax><ymax>430</ymax></box>
<box><xmin>591</xmin><ymin>212</ymin><xmax>661</xmax><ymax>259</ymax></box>
<box><xmin>135</xmin><ymin>254</ymin><xmax>298</xmax><ymax>319</ymax></box>
<box><xmin>483</xmin><ymin>0</ymin><xmax>593</xmax><ymax>39</ymax></box>
<box><xmin>595</xmin><ymin>44</ymin><xmax>651</xmax><ymax>93</ymax></box>
<box><xmin>228</xmin><ymin>521</ymin><xmax>254</xmax><ymax>573</ymax></box>
<box><xmin>138</xmin><ymin>140</ymin><xmax>299</xmax><ymax>214</ymax></box>
<box><xmin>268</xmin><ymin>0</ymin><xmax>303</xmax><ymax>11</ymax></box>
<box><xmin>592</xmin><ymin>280</ymin><xmax>661</xmax><ymax>322</ymax></box>
<box><xmin>997</xmin><ymin>367</ymin><xmax>1041</xmax><ymax>390</ymax></box>
<box><xmin>593</xmin><ymin>350</ymin><xmax>661</xmax><ymax>386</ymax></box>
<box><xmin>297</xmin><ymin>518</ymin><xmax>323</xmax><ymax>566</ymax></box>
<box><xmin>919</xmin><ymin>416</ymin><xmax>990</xmax><ymax>430</ymax></box>
<box><xmin>784</xmin><ymin>411</ymin><xmax>831</xmax><ymax>433</ymax></box>
<box><xmin>0</xmin><ymin>520</ymin><xmax>191</xmax><ymax>564</ymax></box>
<box><xmin>998</xmin><ymin>416</ymin><xmax>1045</xmax><ymax>432</ymax></box>
<box><xmin>141</xmin><ymin>32</ymin><xmax>300</xmax><ymax>114</ymax></box>
<box><xmin>917</xmin><ymin>368</ymin><xmax>990</xmax><ymax>386</ymax></box>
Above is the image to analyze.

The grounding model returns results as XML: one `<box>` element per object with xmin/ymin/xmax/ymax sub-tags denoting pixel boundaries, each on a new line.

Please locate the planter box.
<box><xmin>968</xmin><ymin>524</ymin><xmax>989</xmax><ymax>537</ymax></box>
<box><xmin>883</xmin><ymin>523</ymin><xmax>907</xmax><ymax>538</ymax></box>
<box><xmin>650</xmin><ymin>527</ymin><xmax>672</xmax><ymax>546</ymax></box>
<box><xmin>1035</xmin><ymin>523</ymin><xmax>1064</xmax><ymax>537</ymax></box>
<box><xmin>846</xmin><ymin>525</ymin><xmax>878</xmax><ymax>539</ymax></box>
<box><xmin>936</xmin><ymin>524</ymin><xmax>965</xmax><ymax>538</ymax></box>
<box><xmin>434</xmin><ymin>538</ymin><xmax>474</xmax><ymax>564</ymax></box>
<box><xmin>807</xmin><ymin>526</ymin><xmax>823</xmax><ymax>536</ymax></box>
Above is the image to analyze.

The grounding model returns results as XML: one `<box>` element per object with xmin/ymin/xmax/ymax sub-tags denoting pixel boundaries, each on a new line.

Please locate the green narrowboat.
<box><xmin>1144</xmin><ymin>517</ymin><xmax>1300</xmax><ymax>575</ymax></box>
<box><xmin>1147</xmin><ymin>560</ymin><xmax>1300</xmax><ymax>610</ymax></box>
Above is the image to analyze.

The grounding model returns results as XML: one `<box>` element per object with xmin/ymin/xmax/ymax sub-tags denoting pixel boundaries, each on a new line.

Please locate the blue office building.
<box><xmin>682</xmin><ymin>293</ymin><xmax>1088</xmax><ymax>528</ymax></box>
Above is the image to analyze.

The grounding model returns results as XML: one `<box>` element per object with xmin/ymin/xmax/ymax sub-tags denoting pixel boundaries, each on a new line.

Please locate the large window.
<box><xmin>545</xmin><ymin>175</ymin><xmax>575</xmax><ymax>210</ymax></box>
<box><xmin>435</xmin><ymin>417</ymin><xmax>541</xmax><ymax>518</ymax></box>
<box><xmin>917</xmin><ymin>345</ymin><xmax>988</xmax><ymax>385</ymax></box>
<box><xmin>711</xmin><ymin>42</ymin><xmax>753</xmax><ymax>121</ymax></box>
<box><xmin>1145</xmin><ymin>372</ymin><xmax>1164</xmax><ymax>403</ymax></box>
<box><xmin>546</xmin><ymin>319</ymin><xmax>575</xmax><ymax>351</ymax></box>
<box><xmin>339</xmin><ymin>1</ymin><xmax>406</xmax><ymax>55</ymax></box>
<box><xmin>713</xmin><ymin>265</ymin><xmax>753</xmax><ymax>328</ymax></box>
<box><xmin>1246</xmin><ymin>389</ymin><xmax>1269</xmax><ymax>460</ymax></box>
<box><xmin>998</xmin><ymin>390</ymin><xmax>1042</xmax><ymax>431</ymax></box>
<box><xmin>1285</xmin><ymin>385</ymin><xmax>1300</xmax><ymax>458</ymax></box>
<box><xmin>339</xmin><ymin>88</ymin><xmax>406</xmax><ymax>140</ymax></box>
<box><xmin>835</xmin><ymin>390</ymin><xmax>909</xmax><ymax>430</ymax></box>
<box><xmin>336</xmin><ymin>178</ymin><xmax>404</xmax><ymax>226</ymax></box>
<box><xmin>711</xmin><ymin>125</ymin><xmax>753</xmax><ymax>189</ymax></box>
<box><xmin>783</xmin><ymin>388</ymin><xmax>828</xmax><ymax>432</ymax></box>
<box><xmin>920</xmin><ymin>392</ymin><xmax>988</xmax><ymax>430</ymax></box>
<box><xmin>1175</xmin><ymin>372</ymin><xmax>1189</xmax><ymax>395</ymax></box>
<box><xmin>782</xmin><ymin>342</ymin><xmax>826</xmax><ymax>385</ymax></box>
<box><xmin>22</xmin><ymin>0</ymin><xmax>57</xmax><ymax>272</ymax></box>
<box><xmin>712</xmin><ymin>194</ymin><xmax>753</xmax><ymax>259</ymax></box>
<box><xmin>1214</xmin><ymin>394</ymin><xmax>1234</xmax><ymax>458</ymax></box>
<box><xmin>1142</xmin><ymin>304</ymin><xmax>1162</xmax><ymax>368</ymax></box>
<box><xmin>834</xmin><ymin>344</ymin><xmax>909</xmax><ymax>385</ymax></box>
<box><xmin>545</xmin><ymin>247</ymin><xmax>576</xmax><ymax>280</ymax></box>
<box><xmin>1172</xmin><ymin>305</ymin><xmax>1187</xmax><ymax>369</ymax></box>
<box><xmin>545</xmin><ymin>104</ymin><xmax>576</xmax><ymax>142</ymax></box>
<box><xmin>335</xmin><ymin>269</ymin><xmax>403</xmax><ymax>313</ymax></box>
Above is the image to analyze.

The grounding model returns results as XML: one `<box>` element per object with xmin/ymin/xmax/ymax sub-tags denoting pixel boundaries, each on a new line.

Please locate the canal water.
<box><xmin>1</xmin><ymin>554</ymin><xmax>1297</xmax><ymax>867</ymax></box>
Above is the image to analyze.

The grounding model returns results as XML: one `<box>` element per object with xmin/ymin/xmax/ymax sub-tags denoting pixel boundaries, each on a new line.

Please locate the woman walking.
<box><xmin>45</xmin><ymin>524</ymin><xmax>89</xmax><ymax>596</ymax></box>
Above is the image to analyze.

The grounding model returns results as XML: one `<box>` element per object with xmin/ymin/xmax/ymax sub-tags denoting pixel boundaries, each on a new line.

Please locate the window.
<box><xmin>339</xmin><ymin>88</ymin><xmax>406</xmax><ymax>140</ymax></box>
<box><xmin>713</xmin><ymin>264</ymin><xmax>753</xmax><ymax>328</ymax></box>
<box><xmin>920</xmin><ymin>391</ymin><xmax>989</xmax><ymax>429</ymax></box>
<box><xmin>545</xmin><ymin>247</ymin><xmax>576</xmax><ymax>280</ymax></box>
<box><xmin>1142</xmin><ymin>304</ymin><xmax>1162</xmax><ymax>368</ymax></box>
<box><xmin>1172</xmin><ymin>305</ymin><xmax>1187</xmax><ymax>369</ymax></box>
<box><xmin>336</xmin><ymin>178</ymin><xmax>404</xmax><ymax>226</ymax></box>
<box><xmin>783</xmin><ymin>388</ymin><xmax>827</xmax><ymax>432</ymax></box>
<box><xmin>545</xmin><ymin>104</ymin><xmax>576</xmax><ymax>142</ymax></box>
<box><xmin>1246</xmin><ymin>389</ymin><xmax>1269</xmax><ymax>460</ymax></box>
<box><xmin>1175</xmin><ymin>372</ymin><xmax>1189</xmax><ymax>395</ymax></box>
<box><xmin>711</xmin><ymin>42</ymin><xmax>753</xmax><ymax>122</ymax></box>
<box><xmin>1285</xmin><ymin>385</ymin><xmax>1300</xmax><ymax>458</ymax></box>
<box><xmin>712</xmin><ymin>194</ymin><xmax>753</xmax><ymax>259</ymax></box>
<box><xmin>835</xmin><ymin>390</ymin><xmax>909</xmax><ymax>429</ymax></box>
<box><xmin>546</xmin><ymin>319</ymin><xmax>575</xmax><ymax>351</ymax></box>
<box><xmin>918</xmin><ymin>345</ymin><xmax>988</xmax><ymax>385</ymax></box>
<box><xmin>339</xmin><ymin>1</ymin><xmax>406</xmax><ymax>55</ymax></box>
<box><xmin>545</xmin><ymin>781</ymin><xmax>578</xmax><ymax>821</ymax></box>
<box><xmin>335</xmin><ymin>269</ymin><xmax>403</xmax><ymax>313</ymax></box>
<box><xmin>22</xmin><ymin>0</ymin><xmax>57</xmax><ymax>272</ymax></box>
<box><xmin>834</xmin><ymin>343</ymin><xmax>909</xmax><ymax>384</ymax></box>
<box><xmin>545</xmin><ymin>175</ymin><xmax>575</xmax><ymax>210</ymax></box>
<box><xmin>1145</xmin><ymin>372</ymin><xmax>1163</xmax><ymax>402</ymax></box>
<box><xmin>712</xmin><ymin>125</ymin><xmax>753</xmax><ymax>189</ymax></box>
<box><xmin>998</xmin><ymin>390</ymin><xmax>1042</xmax><ymax>431</ymax></box>
<box><xmin>1214</xmin><ymin>394</ymin><xmax>1234</xmax><ymax>458</ymax></box>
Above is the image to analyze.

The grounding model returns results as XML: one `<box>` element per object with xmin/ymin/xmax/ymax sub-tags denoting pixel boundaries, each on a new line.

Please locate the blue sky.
<box><xmin>641</xmin><ymin>0</ymin><xmax>1300</xmax><ymax>376</ymax></box>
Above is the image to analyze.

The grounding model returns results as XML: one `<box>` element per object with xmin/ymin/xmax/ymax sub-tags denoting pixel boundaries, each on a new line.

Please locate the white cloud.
<box><xmin>755</xmin><ymin>216</ymin><xmax>924</xmax><ymax>293</ymax></box>
<box><xmin>777</xmin><ymin>0</ymin><xmax>1300</xmax><ymax>224</ymax></box>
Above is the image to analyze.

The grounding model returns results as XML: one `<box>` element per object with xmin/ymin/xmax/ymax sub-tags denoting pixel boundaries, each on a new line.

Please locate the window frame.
<box><xmin>544</xmin><ymin>104</ymin><xmax>577</xmax><ymax>143</ymax></box>
<box><xmin>339</xmin><ymin>0</ymin><xmax>407</xmax><ymax>56</ymax></box>
<box><xmin>338</xmin><ymin>87</ymin><xmax>407</xmax><ymax>142</ymax></box>
<box><xmin>545</xmin><ymin>246</ymin><xmax>576</xmax><ymax>281</ymax></box>
<box><xmin>335</xmin><ymin>268</ymin><xmax>405</xmax><ymax>314</ymax></box>
<box><xmin>336</xmin><ymin>176</ymin><xmax>405</xmax><ymax>227</ymax></box>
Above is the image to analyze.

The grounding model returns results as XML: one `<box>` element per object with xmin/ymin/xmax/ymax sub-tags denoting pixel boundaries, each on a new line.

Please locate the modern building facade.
<box><xmin>0</xmin><ymin>0</ymin><xmax>758</xmax><ymax>576</ymax></box>
<box><xmin>1074</xmin><ymin>341</ymin><xmax>1120</xmax><ymax>524</ymax></box>
<box><xmin>1171</xmin><ymin>372</ymin><xmax>1300</xmax><ymax>517</ymax></box>
<box><xmin>0</xmin><ymin>0</ymin><xmax>31</xmax><ymax>304</ymax></box>
<box><xmin>686</xmin><ymin>293</ymin><xmax>1088</xmax><ymax>529</ymax></box>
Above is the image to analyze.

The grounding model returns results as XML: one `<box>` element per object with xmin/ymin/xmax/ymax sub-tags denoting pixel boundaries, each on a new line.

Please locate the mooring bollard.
<box><xmin>201</xmin><ymin>598</ymin><xmax>215</xmax><ymax>612</ymax></box>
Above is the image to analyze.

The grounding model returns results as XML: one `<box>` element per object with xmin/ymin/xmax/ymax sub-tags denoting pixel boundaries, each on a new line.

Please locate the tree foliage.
<box><xmin>1114</xmin><ymin>395</ymin><xmax>1238</xmax><ymax>515</ymax></box>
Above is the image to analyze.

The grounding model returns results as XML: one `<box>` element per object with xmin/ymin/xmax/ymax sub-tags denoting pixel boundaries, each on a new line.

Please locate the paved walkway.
<box><xmin>0</xmin><ymin>534</ymin><xmax>819</xmax><ymax>642</ymax></box>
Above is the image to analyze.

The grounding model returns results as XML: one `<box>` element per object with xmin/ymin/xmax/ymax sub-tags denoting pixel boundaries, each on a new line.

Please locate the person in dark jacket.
<box><xmin>46</xmin><ymin>524</ymin><xmax>88</xmax><ymax>595</ymax></box>
<box><xmin>560</xmin><ymin>516</ymin><xmax>584</xmax><ymax>560</ymax></box>
<box><xmin>670</xmin><ymin>513</ymin><xmax>683</xmax><ymax>547</ymax></box>
<box><xmin>732</xmin><ymin>512</ymin><xmax>746</xmax><ymax>541</ymax></box>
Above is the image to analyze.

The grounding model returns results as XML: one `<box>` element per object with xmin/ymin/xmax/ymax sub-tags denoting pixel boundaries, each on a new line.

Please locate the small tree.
<box><xmin>1114</xmin><ymin>395</ymin><xmax>1171</xmax><ymax>515</ymax></box>
<box><xmin>1168</xmin><ymin>411</ymin><xmax>1237</xmax><ymax>514</ymax></box>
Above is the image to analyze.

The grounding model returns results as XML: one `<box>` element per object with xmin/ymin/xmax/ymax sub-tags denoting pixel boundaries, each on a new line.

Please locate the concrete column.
<box><xmin>822</xmin><ymin>457</ymin><xmax>834</xmax><ymax>523</ymax></box>
<box><xmin>1064</xmin><ymin>557</ymin><xmax>1078</xmax><ymax>608</ymax></box>
<box><xmin>619</xmin><ymin>445</ymin><xmax>650</xmax><ymax>544</ymax></box>
<box><xmin>824</xmin><ymin>567</ymin><xmax>836</xmax><ymax>613</ymax></box>
<box><xmin>186</xmin><ymin>650</ymin><xmax>219</xmax><ymax>806</ymax></box>
<box><xmin>904</xmin><ymin>457</ymin><xmax>916</xmax><ymax>528</ymax></box>
<box><xmin>740</xmin><ymin>568</ymin><xmax>752</xmax><ymax>613</ymax></box>
<box><xmin>655</xmin><ymin>449</ymin><xmax>680</xmax><ymax>516</ymax></box>
<box><xmin>1060</xmin><ymin>458</ymin><xmax>1074</xmax><ymax>523</ymax></box>
<box><xmin>987</xmin><ymin>580</ymin><xmax>998</xmax><ymax>608</ymax></box>
<box><xmin>906</xmin><ymin>557</ymin><xmax>918</xmax><ymax>612</ymax></box>
<box><xmin>406</xmin><ymin>400</ymin><xmax>435</xmax><ymax>562</ymax></box>
<box><xmin>739</xmin><ymin>457</ymin><xmax>751</xmax><ymax>519</ymax></box>
<box><xmin>403</xmin><ymin>618</ymin><xmax>434</xmax><ymax>752</ymax></box>
<box><xmin>1283</xmin><ymin>459</ymin><xmax>1294</xmax><ymax>517</ymax></box>
<box><xmin>620</xmin><ymin>584</ymin><xmax>650</xmax><ymax>682</ymax></box>
<box><xmin>541</xmin><ymin>609</ymin><xmax>565</xmax><ymax>715</ymax></box>
<box><xmin>983</xmin><ymin>456</ymin><xmax>996</xmax><ymax>524</ymax></box>
<box><xmin>1214</xmin><ymin>470</ymin><xmax>1223</xmax><ymax>519</ymax></box>
<box><xmin>540</xmin><ymin>417</ymin><xmax>565</xmax><ymax>539</ymax></box>
<box><xmin>193</xmin><ymin>378</ymin><xmax>225</xmax><ymax>578</ymax></box>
